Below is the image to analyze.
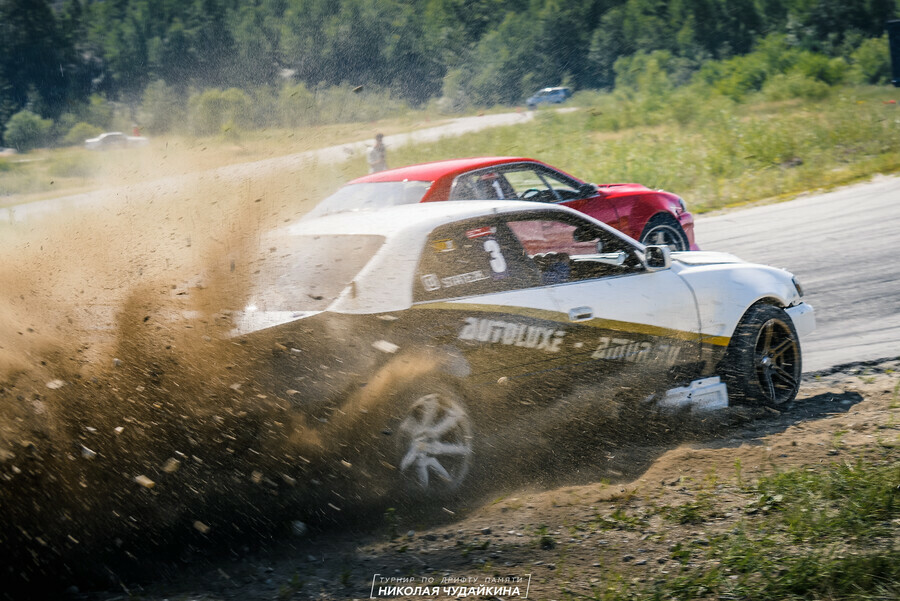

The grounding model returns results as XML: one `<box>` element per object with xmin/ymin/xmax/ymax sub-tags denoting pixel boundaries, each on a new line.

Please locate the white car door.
<box><xmin>502</xmin><ymin>213</ymin><xmax>702</xmax><ymax>375</ymax></box>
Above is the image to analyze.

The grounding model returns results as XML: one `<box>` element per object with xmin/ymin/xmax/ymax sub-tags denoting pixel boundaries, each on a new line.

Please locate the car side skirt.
<box><xmin>412</xmin><ymin>301</ymin><xmax>731</xmax><ymax>386</ymax></box>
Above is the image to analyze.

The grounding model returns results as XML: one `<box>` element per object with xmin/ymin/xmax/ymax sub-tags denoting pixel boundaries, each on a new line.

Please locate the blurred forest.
<box><xmin>0</xmin><ymin>0</ymin><xmax>897</xmax><ymax>148</ymax></box>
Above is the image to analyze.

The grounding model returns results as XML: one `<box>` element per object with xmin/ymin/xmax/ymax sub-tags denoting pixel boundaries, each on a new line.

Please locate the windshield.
<box><xmin>245</xmin><ymin>234</ymin><xmax>385</xmax><ymax>312</ymax></box>
<box><xmin>306</xmin><ymin>181</ymin><xmax>432</xmax><ymax>218</ymax></box>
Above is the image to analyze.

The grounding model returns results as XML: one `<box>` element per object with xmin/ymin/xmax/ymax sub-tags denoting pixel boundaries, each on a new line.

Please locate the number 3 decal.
<box><xmin>483</xmin><ymin>238</ymin><xmax>508</xmax><ymax>274</ymax></box>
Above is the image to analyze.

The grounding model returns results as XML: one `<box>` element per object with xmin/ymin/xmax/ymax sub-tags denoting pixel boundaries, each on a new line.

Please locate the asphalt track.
<box><xmin>693</xmin><ymin>174</ymin><xmax>900</xmax><ymax>372</ymax></box>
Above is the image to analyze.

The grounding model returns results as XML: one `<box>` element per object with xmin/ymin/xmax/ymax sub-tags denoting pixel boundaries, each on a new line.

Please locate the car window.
<box><xmin>502</xmin><ymin>166</ymin><xmax>582</xmax><ymax>202</ymax></box>
<box><xmin>503</xmin><ymin>168</ymin><xmax>555</xmax><ymax>202</ymax></box>
<box><xmin>504</xmin><ymin>214</ymin><xmax>644</xmax><ymax>283</ymax></box>
<box><xmin>306</xmin><ymin>181</ymin><xmax>432</xmax><ymax>218</ymax></box>
<box><xmin>536</xmin><ymin>169</ymin><xmax>582</xmax><ymax>200</ymax></box>
<box><xmin>414</xmin><ymin>219</ymin><xmax>542</xmax><ymax>302</ymax></box>
<box><xmin>449</xmin><ymin>171</ymin><xmax>517</xmax><ymax>201</ymax></box>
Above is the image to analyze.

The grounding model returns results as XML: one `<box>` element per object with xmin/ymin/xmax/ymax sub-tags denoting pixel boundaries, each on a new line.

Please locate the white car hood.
<box><xmin>669</xmin><ymin>251</ymin><xmax>806</xmax><ymax>340</ymax></box>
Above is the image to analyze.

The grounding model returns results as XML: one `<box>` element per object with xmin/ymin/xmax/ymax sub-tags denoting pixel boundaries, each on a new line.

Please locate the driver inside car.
<box><xmin>473</xmin><ymin>172</ymin><xmax>517</xmax><ymax>200</ymax></box>
<box><xmin>531</xmin><ymin>252</ymin><xmax>571</xmax><ymax>284</ymax></box>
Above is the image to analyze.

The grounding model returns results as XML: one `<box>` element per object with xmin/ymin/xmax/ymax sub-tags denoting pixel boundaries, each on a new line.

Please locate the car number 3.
<box><xmin>483</xmin><ymin>239</ymin><xmax>507</xmax><ymax>274</ymax></box>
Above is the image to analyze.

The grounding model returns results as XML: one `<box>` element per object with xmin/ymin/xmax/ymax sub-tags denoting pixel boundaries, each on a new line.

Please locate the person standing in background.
<box><xmin>367</xmin><ymin>133</ymin><xmax>387</xmax><ymax>173</ymax></box>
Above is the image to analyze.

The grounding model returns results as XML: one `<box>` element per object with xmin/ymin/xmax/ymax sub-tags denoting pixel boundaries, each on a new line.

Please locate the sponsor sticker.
<box><xmin>459</xmin><ymin>317</ymin><xmax>565</xmax><ymax>353</ymax></box>
<box><xmin>421</xmin><ymin>271</ymin><xmax>489</xmax><ymax>292</ymax></box>
<box><xmin>420</xmin><ymin>273</ymin><xmax>440</xmax><ymax>292</ymax></box>
<box><xmin>430</xmin><ymin>239</ymin><xmax>455</xmax><ymax>253</ymax></box>
<box><xmin>441</xmin><ymin>270</ymin><xmax>489</xmax><ymax>288</ymax></box>
<box><xmin>590</xmin><ymin>336</ymin><xmax>681</xmax><ymax>365</ymax></box>
<box><xmin>465</xmin><ymin>226</ymin><xmax>495</xmax><ymax>239</ymax></box>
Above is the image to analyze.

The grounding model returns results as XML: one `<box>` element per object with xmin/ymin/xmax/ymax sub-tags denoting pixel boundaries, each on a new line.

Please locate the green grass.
<box><xmin>645</xmin><ymin>548</ymin><xmax>900</xmax><ymax>601</ymax></box>
<box><xmin>0</xmin><ymin>147</ymin><xmax>110</xmax><ymax>199</ymax></box>
<box><xmin>534</xmin><ymin>525</ymin><xmax>556</xmax><ymax>549</ymax></box>
<box><xmin>662</xmin><ymin>495</ymin><xmax>715</xmax><ymax>525</ymax></box>
<box><xmin>390</xmin><ymin>85</ymin><xmax>900</xmax><ymax>214</ymax></box>
<box><xmin>754</xmin><ymin>460</ymin><xmax>899</xmax><ymax>542</ymax></box>
<box><xmin>581</xmin><ymin>459</ymin><xmax>899</xmax><ymax>601</ymax></box>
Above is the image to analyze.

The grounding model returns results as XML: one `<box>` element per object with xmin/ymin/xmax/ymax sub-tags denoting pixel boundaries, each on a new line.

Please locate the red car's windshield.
<box><xmin>306</xmin><ymin>181</ymin><xmax>432</xmax><ymax>218</ymax></box>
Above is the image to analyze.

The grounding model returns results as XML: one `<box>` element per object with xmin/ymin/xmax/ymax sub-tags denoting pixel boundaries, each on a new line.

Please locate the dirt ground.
<box><xmin>65</xmin><ymin>359</ymin><xmax>898</xmax><ymax>601</ymax></box>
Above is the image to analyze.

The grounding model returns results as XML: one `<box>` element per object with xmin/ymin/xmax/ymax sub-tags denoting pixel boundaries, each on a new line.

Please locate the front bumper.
<box><xmin>786</xmin><ymin>302</ymin><xmax>815</xmax><ymax>341</ymax></box>
<box><xmin>677</xmin><ymin>211</ymin><xmax>700</xmax><ymax>251</ymax></box>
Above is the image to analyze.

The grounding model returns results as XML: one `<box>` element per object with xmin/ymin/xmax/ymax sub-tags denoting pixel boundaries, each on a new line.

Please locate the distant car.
<box><xmin>84</xmin><ymin>132</ymin><xmax>149</xmax><ymax>150</ymax></box>
<box><xmin>236</xmin><ymin>200</ymin><xmax>813</xmax><ymax>496</ymax></box>
<box><xmin>307</xmin><ymin>157</ymin><xmax>698</xmax><ymax>251</ymax></box>
<box><xmin>526</xmin><ymin>87</ymin><xmax>572</xmax><ymax>109</ymax></box>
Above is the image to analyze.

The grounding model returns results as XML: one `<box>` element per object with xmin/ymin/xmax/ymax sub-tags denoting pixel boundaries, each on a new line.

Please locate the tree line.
<box><xmin>1</xmin><ymin>0</ymin><xmax>897</xmax><ymax>148</ymax></box>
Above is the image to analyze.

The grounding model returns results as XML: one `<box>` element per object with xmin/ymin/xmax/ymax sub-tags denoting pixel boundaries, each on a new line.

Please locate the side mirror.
<box><xmin>578</xmin><ymin>183</ymin><xmax>598</xmax><ymax>197</ymax></box>
<box><xmin>645</xmin><ymin>245</ymin><xmax>672</xmax><ymax>271</ymax></box>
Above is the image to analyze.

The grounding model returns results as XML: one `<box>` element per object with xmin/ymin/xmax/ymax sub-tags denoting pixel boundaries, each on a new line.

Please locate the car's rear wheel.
<box><xmin>391</xmin><ymin>383</ymin><xmax>474</xmax><ymax>496</ymax></box>
<box><xmin>639</xmin><ymin>214</ymin><xmax>689</xmax><ymax>251</ymax></box>
<box><xmin>720</xmin><ymin>303</ymin><xmax>801</xmax><ymax>407</ymax></box>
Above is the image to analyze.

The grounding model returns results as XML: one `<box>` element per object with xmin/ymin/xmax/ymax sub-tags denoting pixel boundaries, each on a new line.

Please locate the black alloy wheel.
<box><xmin>721</xmin><ymin>304</ymin><xmax>802</xmax><ymax>407</ymax></box>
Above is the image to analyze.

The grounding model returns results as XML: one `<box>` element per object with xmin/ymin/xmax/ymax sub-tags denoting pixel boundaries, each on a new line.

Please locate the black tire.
<box><xmin>639</xmin><ymin>214</ymin><xmax>690</xmax><ymax>251</ymax></box>
<box><xmin>720</xmin><ymin>303</ymin><xmax>802</xmax><ymax>407</ymax></box>
<box><xmin>384</xmin><ymin>381</ymin><xmax>474</xmax><ymax>498</ymax></box>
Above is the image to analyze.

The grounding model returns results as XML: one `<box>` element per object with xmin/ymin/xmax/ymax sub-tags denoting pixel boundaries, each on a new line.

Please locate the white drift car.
<box><xmin>234</xmin><ymin>201</ymin><xmax>814</xmax><ymax>496</ymax></box>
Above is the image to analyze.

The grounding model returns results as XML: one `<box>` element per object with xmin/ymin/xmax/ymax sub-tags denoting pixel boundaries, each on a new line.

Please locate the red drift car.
<box><xmin>308</xmin><ymin>157</ymin><xmax>698</xmax><ymax>250</ymax></box>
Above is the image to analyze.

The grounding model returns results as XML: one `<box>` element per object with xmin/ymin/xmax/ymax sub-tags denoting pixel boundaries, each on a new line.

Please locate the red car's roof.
<box><xmin>348</xmin><ymin>156</ymin><xmax>659</xmax><ymax>199</ymax></box>
<box><xmin>349</xmin><ymin>157</ymin><xmax>536</xmax><ymax>184</ymax></box>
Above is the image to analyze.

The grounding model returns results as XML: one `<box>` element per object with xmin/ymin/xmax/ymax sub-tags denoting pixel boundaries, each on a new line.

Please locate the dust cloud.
<box><xmin>0</xmin><ymin>158</ymin><xmax>359</xmax><ymax>593</ymax></box>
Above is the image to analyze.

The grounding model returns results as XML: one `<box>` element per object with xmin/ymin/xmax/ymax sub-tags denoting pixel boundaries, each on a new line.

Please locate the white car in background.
<box><xmin>234</xmin><ymin>201</ymin><xmax>814</xmax><ymax>496</ymax></box>
<box><xmin>526</xmin><ymin>86</ymin><xmax>572</xmax><ymax>109</ymax></box>
<box><xmin>84</xmin><ymin>131</ymin><xmax>149</xmax><ymax>150</ymax></box>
